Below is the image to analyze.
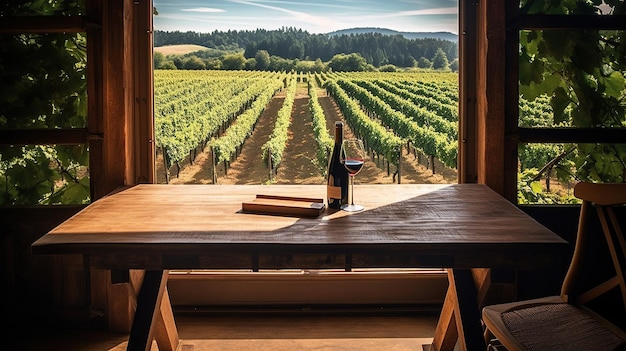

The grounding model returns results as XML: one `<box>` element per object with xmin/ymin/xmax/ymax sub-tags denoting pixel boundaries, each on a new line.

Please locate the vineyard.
<box><xmin>154</xmin><ymin>70</ymin><xmax>462</xmax><ymax>185</ymax></box>
<box><xmin>154</xmin><ymin>69</ymin><xmax>561</xmax><ymax>193</ymax></box>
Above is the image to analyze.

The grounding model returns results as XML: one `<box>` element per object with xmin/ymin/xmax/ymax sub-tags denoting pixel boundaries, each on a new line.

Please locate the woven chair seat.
<box><xmin>501</xmin><ymin>303</ymin><xmax>625</xmax><ymax>351</ymax></box>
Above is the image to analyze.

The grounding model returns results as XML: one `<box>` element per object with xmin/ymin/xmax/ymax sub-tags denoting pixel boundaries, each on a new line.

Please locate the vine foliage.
<box><xmin>1</xmin><ymin>1</ymin><xmax>90</xmax><ymax>205</ymax></box>
<box><xmin>519</xmin><ymin>0</ymin><xmax>626</xmax><ymax>187</ymax></box>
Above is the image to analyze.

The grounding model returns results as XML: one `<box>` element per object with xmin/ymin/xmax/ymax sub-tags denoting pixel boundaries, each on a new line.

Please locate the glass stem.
<box><xmin>350</xmin><ymin>176</ymin><xmax>355</xmax><ymax>205</ymax></box>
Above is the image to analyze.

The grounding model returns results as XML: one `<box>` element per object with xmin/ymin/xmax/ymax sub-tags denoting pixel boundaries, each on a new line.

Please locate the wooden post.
<box><xmin>211</xmin><ymin>146</ymin><xmax>216</xmax><ymax>184</ymax></box>
<box><xmin>162</xmin><ymin>148</ymin><xmax>170</xmax><ymax>184</ymax></box>
<box><xmin>397</xmin><ymin>147</ymin><xmax>402</xmax><ymax>184</ymax></box>
<box><xmin>268</xmin><ymin>149</ymin><xmax>273</xmax><ymax>182</ymax></box>
<box><xmin>430</xmin><ymin>155</ymin><xmax>436</xmax><ymax>175</ymax></box>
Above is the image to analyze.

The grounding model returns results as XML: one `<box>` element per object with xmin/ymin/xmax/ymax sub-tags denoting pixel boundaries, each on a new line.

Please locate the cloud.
<box><xmin>228</xmin><ymin>0</ymin><xmax>337</xmax><ymax>30</ymax></box>
<box><xmin>377</xmin><ymin>7</ymin><xmax>458</xmax><ymax>18</ymax></box>
<box><xmin>181</xmin><ymin>7</ymin><xmax>226</xmax><ymax>13</ymax></box>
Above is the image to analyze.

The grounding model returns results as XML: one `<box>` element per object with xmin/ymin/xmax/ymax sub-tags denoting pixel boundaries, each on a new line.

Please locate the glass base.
<box><xmin>341</xmin><ymin>204</ymin><xmax>364</xmax><ymax>212</ymax></box>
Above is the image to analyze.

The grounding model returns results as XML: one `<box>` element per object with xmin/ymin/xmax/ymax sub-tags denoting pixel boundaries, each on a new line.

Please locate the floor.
<box><xmin>17</xmin><ymin>312</ymin><xmax>439</xmax><ymax>351</ymax></box>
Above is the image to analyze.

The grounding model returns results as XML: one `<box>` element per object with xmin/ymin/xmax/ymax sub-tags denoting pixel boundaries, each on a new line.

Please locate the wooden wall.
<box><xmin>1</xmin><ymin>207</ymin><xmax>88</xmax><ymax>332</ymax></box>
<box><xmin>1</xmin><ymin>0</ymin><xmax>154</xmax><ymax>333</ymax></box>
<box><xmin>1</xmin><ymin>0</ymin><xmax>596</xmax><ymax>335</ymax></box>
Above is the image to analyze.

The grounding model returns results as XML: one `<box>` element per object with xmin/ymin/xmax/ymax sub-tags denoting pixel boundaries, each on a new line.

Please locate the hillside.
<box><xmin>327</xmin><ymin>28</ymin><xmax>458</xmax><ymax>42</ymax></box>
<box><xmin>154</xmin><ymin>28</ymin><xmax>458</xmax><ymax>68</ymax></box>
<box><xmin>154</xmin><ymin>44</ymin><xmax>210</xmax><ymax>56</ymax></box>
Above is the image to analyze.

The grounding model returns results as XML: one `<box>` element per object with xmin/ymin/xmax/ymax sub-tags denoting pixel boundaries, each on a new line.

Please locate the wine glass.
<box><xmin>340</xmin><ymin>139</ymin><xmax>365</xmax><ymax>212</ymax></box>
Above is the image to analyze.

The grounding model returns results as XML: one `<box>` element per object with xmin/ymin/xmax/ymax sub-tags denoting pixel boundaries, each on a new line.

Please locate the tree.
<box><xmin>161</xmin><ymin>60</ymin><xmax>177</xmax><ymax>70</ymax></box>
<box><xmin>431</xmin><ymin>48</ymin><xmax>449</xmax><ymax>70</ymax></box>
<box><xmin>221</xmin><ymin>53</ymin><xmax>246</xmax><ymax>70</ymax></box>
<box><xmin>154</xmin><ymin>51</ymin><xmax>166</xmax><ymax>69</ymax></box>
<box><xmin>245</xmin><ymin>57</ymin><xmax>257</xmax><ymax>70</ymax></box>
<box><xmin>312</xmin><ymin>58</ymin><xmax>325</xmax><ymax>73</ymax></box>
<box><xmin>182</xmin><ymin>56</ymin><xmax>205</xmax><ymax>70</ymax></box>
<box><xmin>417</xmin><ymin>57</ymin><xmax>432</xmax><ymax>69</ymax></box>
<box><xmin>255</xmin><ymin>50</ymin><xmax>271</xmax><ymax>70</ymax></box>
<box><xmin>449</xmin><ymin>58</ymin><xmax>459</xmax><ymax>72</ymax></box>
<box><xmin>268</xmin><ymin>55</ymin><xmax>294</xmax><ymax>71</ymax></box>
<box><xmin>205</xmin><ymin>59</ymin><xmax>221</xmax><ymax>70</ymax></box>
<box><xmin>172</xmin><ymin>57</ymin><xmax>184</xmax><ymax>69</ymax></box>
<box><xmin>328</xmin><ymin>53</ymin><xmax>369</xmax><ymax>72</ymax></box>
<box><xmin>379</xmin><ymin>64</ymin><xmax>397</xmax><ymax>72</ymax></box>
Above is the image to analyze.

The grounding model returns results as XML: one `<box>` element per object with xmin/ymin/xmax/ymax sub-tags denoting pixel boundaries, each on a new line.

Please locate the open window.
<box><xmin>506</xmin><ymin>1</ymin><xmax>626</xmax><ymax>204</ymax></box>
<box><xmin>0</xmin><ymin>2</ymin><xmax>90</xmax><ymax>206</ymax></box>
<box><xmin>150</xmin><ymin>2</ymin><xmax>459</xmax><ymax>308</ymax></box>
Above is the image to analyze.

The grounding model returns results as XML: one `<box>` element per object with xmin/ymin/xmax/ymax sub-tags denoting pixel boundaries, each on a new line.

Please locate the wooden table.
<box><xmin>31</xmin><ymin>184</ymin><xmax>567</xmax><ymax>351</ymax></box>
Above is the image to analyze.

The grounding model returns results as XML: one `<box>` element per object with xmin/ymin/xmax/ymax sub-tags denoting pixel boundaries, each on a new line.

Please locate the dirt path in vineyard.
<box><xmin>273</xmin><ymin>85</ymin><xmax>325</xmax><ymax>184</ymax></box>
<box><xmin>316</xmin><ymin>87</ymin><xmax>456</xmax><ymax>184</ymax></box>
<box><xmin>162</xmin><ymin>83</ymin><xmax>456</xmax><ymax>185</ymax></box>
<box><xmin>166</xmin><ymin>92</ymin><xmax>284</xmax><ymax>184</ymax></box>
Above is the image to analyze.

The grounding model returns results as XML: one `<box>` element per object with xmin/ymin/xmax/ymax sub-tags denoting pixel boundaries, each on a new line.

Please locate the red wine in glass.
<box><xmin>344</xmin><ymin>159</ymin><xmax>364</xmax><ymax>175</ymax></box>
<box><xmin>340</xmin><ymin>139</ymin><xmax>365</xmax><ymax>212</ymax></box>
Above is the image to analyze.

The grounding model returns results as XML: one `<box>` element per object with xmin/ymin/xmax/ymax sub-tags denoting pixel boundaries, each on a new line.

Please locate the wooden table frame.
<box><xmin>32</xmin><ymin>184</ymin><xmax>567</xmax><ymax>351</ymax></box>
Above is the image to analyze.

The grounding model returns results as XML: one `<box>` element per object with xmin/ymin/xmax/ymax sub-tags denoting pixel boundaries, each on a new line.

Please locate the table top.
<box><xmin>31</xmin><ymin>184</ymin><xmax>567</xmax><ymax>270</ymax></box>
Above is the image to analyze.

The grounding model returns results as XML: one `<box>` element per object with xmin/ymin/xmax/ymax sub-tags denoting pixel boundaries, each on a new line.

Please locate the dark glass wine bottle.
<box><xmin>326</xmin><ymin>121</ymin><xmax>349</xmax><ymax>209</ymax></box>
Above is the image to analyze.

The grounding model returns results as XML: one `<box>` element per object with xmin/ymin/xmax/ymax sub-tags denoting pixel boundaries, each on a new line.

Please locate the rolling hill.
<box><xmin>327</xmin><ymin>28</ymin><xmax>458</xmax><ymax>42</ymax></box>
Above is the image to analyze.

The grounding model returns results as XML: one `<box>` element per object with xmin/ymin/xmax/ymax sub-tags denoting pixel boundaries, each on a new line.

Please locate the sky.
<box><xmin>153</xmin><ymin>0</ymin><xmax>458</xmax><ymax>35</ymax></box>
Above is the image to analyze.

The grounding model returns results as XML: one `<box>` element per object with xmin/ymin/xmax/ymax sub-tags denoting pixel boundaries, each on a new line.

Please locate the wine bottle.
<box><xmin>327</xmin><ymin>121</ymin><xmax>349</xmax><ymax>209</ymax></box>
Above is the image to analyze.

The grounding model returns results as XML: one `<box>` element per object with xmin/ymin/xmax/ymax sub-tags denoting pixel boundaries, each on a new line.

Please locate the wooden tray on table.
<box><xmin>242</xmin><ymin>194</ymin><xmax>326</xmax><ymax>217</ymax></box>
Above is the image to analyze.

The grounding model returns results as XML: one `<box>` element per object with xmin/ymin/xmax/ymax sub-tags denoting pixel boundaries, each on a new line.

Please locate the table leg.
<box><xmin>155</xmin><ymin>287</ymin><xmax>179</xmax><ymax>351</ymax></box>
<box><xmin>449</xmin><ymin>269</ymin><xmax>486</xmax><ymax>351</ymax></box>
<box><xmin>430</xmin><ymin>268</ymin><xmax>490</xmax><ymax>351</ymax></box>
<box><xmin>126</xmin><ymin>270</ymin><xmax>169</xmax><ymax>351</ymax></box>
<box><xmin>431</xmin><ymin>286</ymin><xmax>459</xmax><ymax>350</ymax></box>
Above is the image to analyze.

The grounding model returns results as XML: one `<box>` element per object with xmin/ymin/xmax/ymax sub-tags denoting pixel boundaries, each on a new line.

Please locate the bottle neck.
<box><xmin>335</xmin><ymin>126</ymin><xmax>343</xmax><ymax>144</ymax></box>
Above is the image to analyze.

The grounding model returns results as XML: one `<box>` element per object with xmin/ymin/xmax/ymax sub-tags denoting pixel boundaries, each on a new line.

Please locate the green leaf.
<box><xmin>530</xmin><ymin>181</ymin><xmax>543</xmax><ymax>194</ymax></box>
<box><xmin>551</xmin><ymin>87</ymin><xmax>571</xmax><ymax>124</ymax></box>
<box><xmin>599</xmin><ymin>71</ymin><xmax>625</xmax><ymax>98</ymax></box>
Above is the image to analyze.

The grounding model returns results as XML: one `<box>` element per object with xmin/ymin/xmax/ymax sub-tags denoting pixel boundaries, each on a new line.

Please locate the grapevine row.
<box><xmin>262</xmin><ymin>77</ymin><xmax>297</xmax><ymax>171</ymax></box>
<box><xmin>211</xmin><ymin>78</ymin><xmax>284</xmax><ymax>166</ymax></box>
<box><xmin>155</xmin><ymin>71</ymin><xmax>284</xmax><ymax>172</ymax></box>
<box><xmin>389</xmin><ymin>80</ymin><xmax>458</xmax><ymax>123</ymax></box>
<box><xmin>324</xmin><ymin>79</ymin><xmax>404</xmax><ymax>166</ymax></box>
<box><xmin>335</xmin><ymin>79</ymin><xmax>457</xmax><ymax>169</ymax></box>
<box><xmin>307</xmin><ymin>77</ymin><xmax>334</xmax><ymax>174</ymax></box>
<box><xmin>354</xmin><ymin>79</ymin><xmax>458</xmax><ymax>140</ymax></box>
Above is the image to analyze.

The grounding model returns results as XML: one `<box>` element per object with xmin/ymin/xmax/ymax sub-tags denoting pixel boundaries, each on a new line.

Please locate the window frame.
<box><xmin>504</xmin><ymin>3</ymin><xmax>626</xmax><ymax>202</ymax></box>
<box><xmin>9</xmin><ymin>0</ymin><xmax>625</xmax><ymax>328</ymax></box>
<box><xmin>0</xmin><ymin>0</ymin><xmax>155</xmax><ymax>203</ymax></box>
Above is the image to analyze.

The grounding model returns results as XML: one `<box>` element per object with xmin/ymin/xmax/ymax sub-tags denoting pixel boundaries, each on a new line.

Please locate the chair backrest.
<box><xmin>561</xmin><ymin>182</ymin><xmax>626</xmax><ymax>337</ymax></box>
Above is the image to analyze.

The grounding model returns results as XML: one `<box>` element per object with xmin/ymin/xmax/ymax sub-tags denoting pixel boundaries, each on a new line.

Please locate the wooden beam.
<box><xmin>0</xmin><ymin>129</ymin><xmax>92</xmax><ymax>145</ymax></box>
<box><xmin>130</xmin><ymin>0</ymin><xmax>156</xmax><ymax>184</ymax></box>
<box><xmin>518</xmin><ymin>128</ymin><xmax>626</xmax><ymax>144</ymax></box>
<box><xmin>476</xmin><ymin>0</ymin><xmax>507</xmax><ymax>196</ymax></box>
<box><xmin>0</xmin><ymin>16</ymin><xmax>90</xmax><ymax>33</ymax></box>
<box><xmin>86</xmin><ymin>0</ymin><xmax>106</xmax><ymax>201</ymax></box>
<box><xmin>431</xmin><ymin>285</ymin><xmax>459</xmax><ymax>351</ymax></box>
<box><xmin>126</xmin><ymin>270</ymin><xmax>169</xmax><ymax>351</ymax></box>
<box><xmin>513</xmin><ymin>15</ymin><xmax>626</xmax><ymax>30</ymax></box>
<box><xmin>458</xmin><ymin>0</ymin><xmax>478</xmax><ymax>184</ymax></box>
<box><xmin>100</xmin><ymin>0</ymin><xmax>131</xmax><ymax>195</ymax></box>
<box><xmin>155</xmin><ymin>288</ymin><xmax>180</xmax><ymax>351</ymax></box>
<box><xmin>503</xmin><ymin>1</ymin><xmax>522</xmax><ymax>203</ymax></box>
<box><xmin>448</xmin><ymin>269</ymin><xmax>487</xmax><ymax>351</ymax></box>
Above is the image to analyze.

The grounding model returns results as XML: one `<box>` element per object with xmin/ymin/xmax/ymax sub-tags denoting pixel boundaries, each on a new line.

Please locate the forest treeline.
<box><xmin>154</xmin><ymin>28</ymin><xmax>458</xmax><ymax>70</ymax></box>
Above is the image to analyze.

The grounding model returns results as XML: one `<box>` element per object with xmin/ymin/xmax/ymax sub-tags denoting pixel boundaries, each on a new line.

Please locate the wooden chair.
<box><xmin>482</xmin><ymin>182</ymin><xmax>626</xmax><ymax>351</ymax></box>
